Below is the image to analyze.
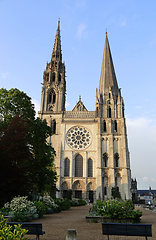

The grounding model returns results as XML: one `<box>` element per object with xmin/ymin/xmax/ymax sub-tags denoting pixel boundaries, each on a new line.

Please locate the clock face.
<box><xmin>66</xmin><ymin>126</ymin><xmax>92</xmax><ymax>150</ymax></box>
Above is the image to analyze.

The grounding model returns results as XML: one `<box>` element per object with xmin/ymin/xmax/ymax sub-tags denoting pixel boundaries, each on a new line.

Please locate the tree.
<box><xmin>0</xmin><ymin>115</ymin><xmax>32</xmax><ymax>206</ymax></box>
<box><xmin>28</xmin><ymin>117</ymin><xmax>57</xmax><ymax>198</ymax></box>
<box><xmin>0</xmin><ymin>88</ymin><xmax>35</xmax><ymax>128</ymax></box>
<box><xmin>0</xmin><ymin>88</ymin><xmax>57</xmax><ymax>206</ymax></box>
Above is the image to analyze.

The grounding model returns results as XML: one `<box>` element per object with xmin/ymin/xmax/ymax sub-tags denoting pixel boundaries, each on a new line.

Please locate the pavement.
<box><xmin>27</xmin><ymin>205</ymin><xmax>156</xmax><ymax>240</ymax></box>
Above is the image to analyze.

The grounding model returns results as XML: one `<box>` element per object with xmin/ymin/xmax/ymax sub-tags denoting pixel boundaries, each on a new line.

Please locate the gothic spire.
<box><xmin>99</xmin><ymin>32</ymin><xmax>118</xmax><ymax>97</ymax></box>
<box><xmin>51</xmin><ymin>20</ymin><xmax>62</xmax><ymax>61</ymax></box>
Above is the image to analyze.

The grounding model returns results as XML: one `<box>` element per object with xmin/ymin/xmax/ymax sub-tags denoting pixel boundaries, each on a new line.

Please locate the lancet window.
<box><xmin>103</xmin><ymin>153</ymin><xmax>108</xmax><ymax>167</ymax></box>
<box><xmin>75</xmin><ymin>154</ymin><xmax>83</xmax><ymax>177</ymax></box>
<box><xmin>49</xmin><ymin>89</ymin><xmax>56</xmax><ymax>104</ymax></box>
<box><xmin>51</xmin><ymin>119</ymin><xmax>56</xmax><ymax>134</ymax></box>
<box><xmin>114</xmin><ymin>153</ymin><xmax>119</xmax><ymax>168</ymax></box>
<box><xmin>88</xmin><ymin>158</ymin><xmax>93</xmax><ymax>177</ymax></box>
<box><xmin>64</xmin><ymin>158</ymin><xmax>70</xmax><ymax>177</ymax></box>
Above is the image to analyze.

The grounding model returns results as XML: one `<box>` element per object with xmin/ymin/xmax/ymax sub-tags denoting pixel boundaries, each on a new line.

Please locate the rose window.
<box><xmin>66</xmin><ymin>126</ymin><xmax>91</xmax><ymax>150</ymax></box>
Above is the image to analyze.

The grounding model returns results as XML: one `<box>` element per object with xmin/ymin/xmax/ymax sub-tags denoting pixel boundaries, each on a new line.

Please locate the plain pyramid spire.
<box><xmin>99</xmin><ymin>32</ymin><xmax>118</xmax><ymax>97</ymax></box>
<box><xmin>51</xmin><ymin>20</ymin><xmax>62</xmax><ymax>61</ymax></box>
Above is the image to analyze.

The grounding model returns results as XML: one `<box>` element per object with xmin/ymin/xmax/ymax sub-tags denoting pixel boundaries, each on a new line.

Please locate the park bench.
<box><xmin>7</xmin><ymin>222</ymin><xmax>45</xmax><ymax>240</ymax></box>
<box><xmin>102</xmin><ymin>222</ymin><xmax>152</xmax><ymax>240</ymax></box>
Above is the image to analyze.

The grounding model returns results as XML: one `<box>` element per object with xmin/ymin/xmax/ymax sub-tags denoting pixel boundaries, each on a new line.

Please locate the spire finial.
<box><xmin>79</xmin><ymin>95</ymin><xmax>81</xmax><ymax>101</ymax></box>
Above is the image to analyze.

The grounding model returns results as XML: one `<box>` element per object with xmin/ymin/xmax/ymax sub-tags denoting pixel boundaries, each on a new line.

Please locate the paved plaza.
<box><xmin>27</xmin><ymin>205</ymin><xmax>156</xmax><ymax>239</ymax></box>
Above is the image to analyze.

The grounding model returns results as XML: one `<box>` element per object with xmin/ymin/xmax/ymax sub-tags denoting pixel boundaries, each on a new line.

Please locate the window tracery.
<box><xmin>66</xmin><ymin>126</ymin><xmax>91</xmax><ymax>150</ymax></box>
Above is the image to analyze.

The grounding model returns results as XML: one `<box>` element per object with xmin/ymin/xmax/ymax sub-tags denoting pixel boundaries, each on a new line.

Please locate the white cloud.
<box><xmin>151</xmin><ymin>178</ymin><xmax>156</xmax><ymax>182</ymax></box>
<box><xmin>65</xmin><ymin>101</ymin><xmax>70</xmax><ymax>109</ymax></box>
<box><xmin>119</xmin><ymin>16</ymin><xmax>127</xmax><ymax>27</ymax></box>
<box><xmin>76</xmin><ymin>23</ymin><xmax>87</xmax><ymax>39</ymax></box>
<box><xmin>120</xmin><ymin>20</ymin><xmax>127</xmax><ymax>27</ymax></box>
<box><xmin>31</xmin><ymin>99</ymin><xmax>40</xmax><ymax>118</ymax></box>
<box><xmin>126</xmin><ymin>117</ymin><xmax>151</xmax><ymax>129</ymax></box>
<box><xmin>126</xmin><ymin>117</ymin><xmax>156</xmax><ymax>189</ymax></box>
<box><xmin>136</xmin><ymin>106</ymin><xmax>142</xmax><ymax>109</ymax></box>
<box><xmin>141</xmin><ymin>177</ymin><xmax>149</xmax><ymax>183</ymax></box>
<box><xmin>1</xmin><ymin>72</ymin><xmax>9</xmax><ymax>79</ymax></box>
<box><xmin>72</xmin><ymin>47</ymin><xmax>78</xmax><ymax>54</ymax></box>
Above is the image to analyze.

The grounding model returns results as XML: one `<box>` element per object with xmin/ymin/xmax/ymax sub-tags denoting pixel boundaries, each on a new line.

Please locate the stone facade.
<box><xmin>38</xmin><ymin>21</ymin><xmax>132</xmax><ymax>202</ymax></box>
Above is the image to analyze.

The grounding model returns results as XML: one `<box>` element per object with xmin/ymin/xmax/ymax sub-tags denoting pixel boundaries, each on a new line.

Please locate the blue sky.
<box><xmin>0</xmin><ymin>0</ymin><xmax>156</xmax><ymax>189</ymax></box>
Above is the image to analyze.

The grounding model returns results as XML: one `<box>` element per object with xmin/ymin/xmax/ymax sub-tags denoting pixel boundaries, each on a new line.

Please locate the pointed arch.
<box><xmin>75</xmin><ymin>154</ymin><xmax>83</xmax><ymax>177</ymax></box>
<box><xmin>52</xmin><ymin>72</ymin><xmax>55</xmax><ymax>82</ymax></box>
<box><xmin>114</xmin><ymin>153</ymin><xmax>119</xmax><ymax>168</ymax></box>
<box><xmin>88</xmin><ymin>158</ymin><xmax>93</xmax><ymax>177</ymax></box>
<box><xmin>64</xmin><ymin>158</ymin><xmax>70</xmax><ymax>177</ymax></box>
<box><xmin>103</xmin><ymin>153</ymin><xmax>108</xmax><ymax>167</ymax></box>
<box><xmin>103</xmin><ymin>120</ymin><xmax>106</xmax><ymax>132</ymax></box>
<box><xmin>58</xmin><ymin>73</ymin><xmax>61</xmax><ymax>82</ymax></box>
<box><xmin>108</xmin><ymin>107</ymin><xmax>111</xmax><ymax>118</ymax></box>
<box><xmin>51</xmin><ymin>119</ymin><xmax>56</xmax><ymax>134</ymax></box>
<box><xmin>49</xmin><ymin>89</ymin><xmax>56</xmax><ymax>104</ymax></box>
<box><xmin>114</xmin><ymin>120</ymin><xmax>117</xmax><ymax>132</ymax></box>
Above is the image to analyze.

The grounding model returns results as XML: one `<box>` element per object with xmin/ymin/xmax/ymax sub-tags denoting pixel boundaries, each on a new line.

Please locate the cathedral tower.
<box><xmin>96</xmin><ymin>32</ymin><xmax>131</xmax><ymax>200</ymax></box>
<box><xmin>40</xmin><ymin>20</ymin><xmax>66</xmax><ymax>115</ymax></box>
<box><xmin>39</xmin><ymin>23</ymin><xmax>131</xmax><ymax>201</ymax></box>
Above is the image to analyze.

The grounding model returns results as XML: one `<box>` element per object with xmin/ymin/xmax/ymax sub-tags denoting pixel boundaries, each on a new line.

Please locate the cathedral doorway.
<box><xmin>75</xmin><ymin>190</ymin><xmax>82</xmax><ymax>199</ymax></box>
<box><xmin>89</xmin><ymin>191</ymin><xmax>93</xmax><ymax>203</ymax></box>
<box><xmin>63</xmin><ymin>190</ymin><xmax>68</xmax><ymax>199</ymax></box>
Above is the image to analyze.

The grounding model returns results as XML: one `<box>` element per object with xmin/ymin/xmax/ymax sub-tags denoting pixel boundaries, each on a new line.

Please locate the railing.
<box><xmin>63</xmin><ymin>111</ymin><xmax>95</xmax><ymax>118</ymax></box>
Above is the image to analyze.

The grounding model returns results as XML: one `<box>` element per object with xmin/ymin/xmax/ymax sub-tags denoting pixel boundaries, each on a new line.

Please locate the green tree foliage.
<box><xmin>0</xmin><ymin>88</ymin><xmax>35</xmax><ymax>127</ymax></box>
<box><xmin>111</xmin><ymin>187</ymin><xmax>122</xmax><ymax>199</ymax></box>
<box><xmin>0</xmin><ymin>88</ymin><xmax>57</xmax><ymax>206</ymax></box>
<box><xmin>0</xmin><ymin>115</ymin><xmax>32</xmax><ymax>205</ymax></box>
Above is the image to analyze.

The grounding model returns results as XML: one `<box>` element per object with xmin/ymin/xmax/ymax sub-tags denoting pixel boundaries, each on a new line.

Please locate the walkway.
<box><xmin>27</xmin><ymin>205</ymin><xmax>156</xmax><ymax>240</ymax></box>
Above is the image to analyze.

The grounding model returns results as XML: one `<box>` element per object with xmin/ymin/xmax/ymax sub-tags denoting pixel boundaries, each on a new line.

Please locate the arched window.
<box><xmin>103</xmin><ymin>120</ymin><xmax>106</xmax><ymax>132</ymax></box>
<box><xmin>64</xmin><ymin>158</ymin><xmax>70</xmax><ymax>177</ymax></box>
<box><xmin>109</xmin><ymin>93</ymin><xmax>111</xmax><ymax>98</ymax></box>
<box><xmin>108</xmin><ymin>107</ymin><xmax>111</xmax><ymax>118</ymax></box>
<box><xmin>49</xmin><ymin>89</ymin><xmax>56</xmax><ymax>104</ymax></box>
<box><xmin>114</xmin><ymin>153</ymin><xmax>119</xmax><ymax>168</ymax></box>
<box><xmin>88</xmin><ymin>158</ymin><xmax>93</xmax><ymax>177</ymax></box>
<box><xmin>114</xmin><ymin>120</ymin><xmax>117</xmax><ymax>132</ymax></box>
<box><xmin>52</xmin><ymin>119</ymin><xmax>56</xmax><ymax>134</ymax></box>
<box><xmin>75</xmin><ymin>154</ymin><xmax>83</xmax><ymax>177</ymax></box>
<box><xmin>52</xmin><ymin>73</ymin><xmax>55</xmax><ymax>82</ymax></box>
<box><xmin>59</xmin><ymin>74</ymin><xmax>61</xmax><ymax>82</ymax></box>
<box><xmin>103</xmin><ymin>153</ymin><xmax>108</xmax><ymax>167</ymax></box>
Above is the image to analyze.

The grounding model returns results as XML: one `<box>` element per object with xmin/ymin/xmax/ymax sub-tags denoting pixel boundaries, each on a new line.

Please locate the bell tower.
<box><xmin>97</xmin><ymin>32</ymin><xmax>131</xmax><ymax>200</ymax></box>
<box><xmin>40</xmin><ymin>20</ymin><xmax>66</xmax><ymax>115</ymax></box>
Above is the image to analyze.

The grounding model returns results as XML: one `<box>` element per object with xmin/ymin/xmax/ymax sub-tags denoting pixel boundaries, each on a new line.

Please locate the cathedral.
<box><xmin>38</xmin><ymin>21</ymin><xmax>132</xmax><ymax>202</ymax></box>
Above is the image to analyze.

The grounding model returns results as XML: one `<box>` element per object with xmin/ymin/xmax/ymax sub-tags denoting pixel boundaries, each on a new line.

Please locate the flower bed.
<box><xmin>0</xmin><ymin>196</ymin><xmax>87</xmax><ymax>222</ymax></box>
<box><xmin>86</xmin><ymin>199</ymin><xmax>142</xmax><ymax>223</ymax></box>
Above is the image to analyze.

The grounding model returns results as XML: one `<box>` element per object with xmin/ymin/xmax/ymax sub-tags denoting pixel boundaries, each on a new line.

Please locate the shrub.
<box><xmin>78</xmin><ymin>199</ymin><xmax>86</xmax><ymax>206</ymax></box>
<box><xmin>70</xmin><ymin>198</ymin><xmax>79</xmax><ymax>206</ymax></box>
<box><xmin>42</xmin><ymin>196</ymin><xmax>60</xmax><ymax>213</ymax></box>
<box><xmin>0</xmin><ymin>215</ymin><xmax>28</xmax><ymax>239</ymax></box>
<box><xmin>54</xmin><ymin>198</ymin><xmax>71</xmax><ymax>211</ymax></box>
<box><xmin>34</xmin><ymin>201</ymin><xmax>46</xmax><ymax>218</ymax></box>
<box><xmin>89</xmin><ymin>199</ymin><xmax>142</xmax><ymax>223</ymax></box>
<box><xmin>2</xmin><ymin>196</ymin><xmax>38</xmax><ymax>222</ymax></box>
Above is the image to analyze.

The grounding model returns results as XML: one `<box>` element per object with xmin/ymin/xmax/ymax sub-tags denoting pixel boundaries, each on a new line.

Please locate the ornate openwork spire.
<box><xmin>99</xmin><ymin>32</ymin><xmax>118</xmax><ymax>96</ymax></box>
<box><xmin>51</xmin><ymin>20</ymin><xmax>62</xmax><ymax>61</ymax></box>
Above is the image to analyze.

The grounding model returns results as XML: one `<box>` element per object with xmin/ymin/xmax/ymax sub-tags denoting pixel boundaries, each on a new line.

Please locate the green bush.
<box><xmin>41</xmin><ymin>196</ymin><xmax>60</xmax><ymax>214</ymax></box>
<box><xmin>55</xmin><ymin>199</ymin><xmax>71</xmax><ymax>211</ymax></box>
<box><xmin>0</xmin><ymin>215</ymin><xmax>28</xmax><ymax>239</ymax></box>
<box><xmin>34</xmin><ymin>201</ymin><xmax>46</xmax><ymax>218</ymax></box>
<box><xmin>1</xmin><ymin>196</ymin><xmax>39</xmax><ymax>222</ymax></box>
<box><xmin>78</xmin><ymin>199</ymin><xmax>86</xmax><ymax>206</ymax></box>
<box><xmin>89</xmin><ymin>199</ymin><xmax>142</xmax><ymax>223</ymax></box>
